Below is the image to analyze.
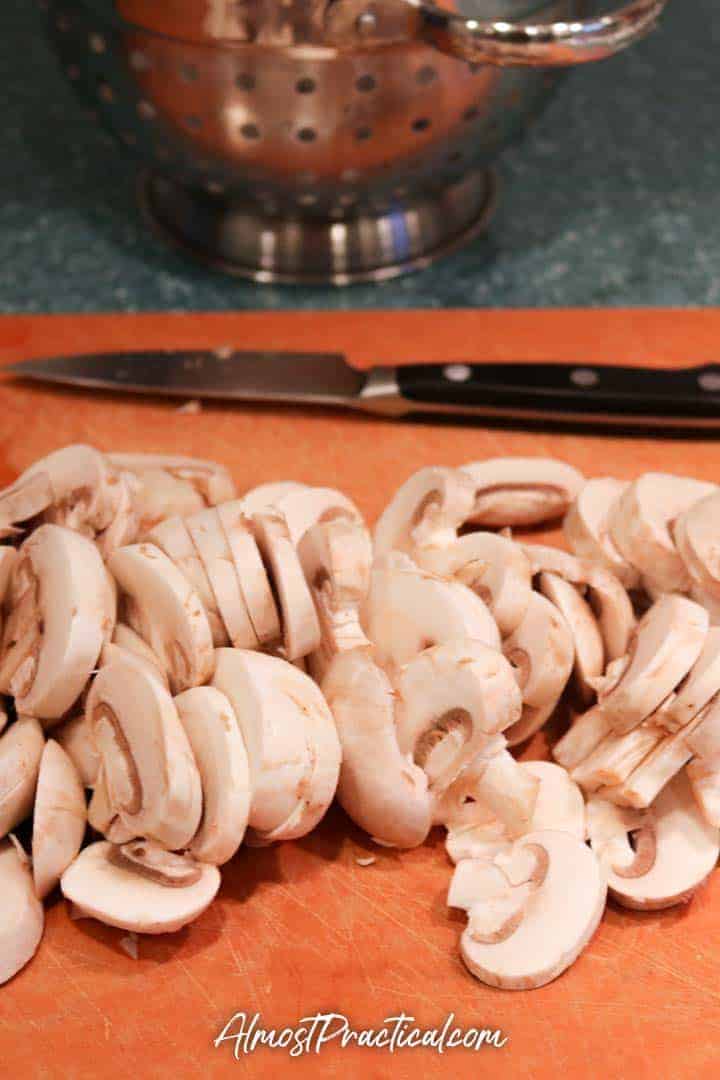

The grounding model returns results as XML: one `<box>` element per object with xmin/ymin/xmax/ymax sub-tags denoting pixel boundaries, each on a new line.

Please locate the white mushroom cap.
<box><xmin>212</xmin><ymin>649</ymin><xmax>341</xmax><ymax>843</ymax></box>
<box><xmin>0</xmin><ymin>525</ymin><xmax>111</xmax><ymax>721</ymax></box>
<box><xmin>564</xmin><ymin>478</ymin><xmax>640</xmax><ymax>588</ymax></box>
<box><xmin>55</xmin><ymin>710</ymin><xmax>100</xmax><ymax>787</ymax></box>
<box><xmin>110</xmin><ymin>623</ymin><xmax>169</xmax><ymax>688</ymax></box>
<box><xmin>251</xmin><ymin>512</ymin><xmax>321</xmax><ymax>661</ymax></box>
<box><xmin>454</xmin><ymin>830</ymin><xmax>606</xmax><ymax>990</ymax></box>
<box><xmin>686</xmin><ymin>694</ymin><xmax>720</xmax><ymax>762</ymax></box>
<box><xmin>185</xmin><ymin>508</ymin><xmax>258</xmax><ymax>649</ymax></box>
<box><xmin>107</xmin><ymin>543</ymin><xmax>214</xmax><ymax>693</ymax></box>
<box><xmin>321</xmin><ymin>648</ymin><xmax>433</xmax><ymax>848</ymax></box>
<box><xmin>21</xmin><ymin>444</ymin><xmax>121</xmax><ymax>535</ymax></box>
<box><xmin>32</xmin><ymin>740</ymin><xmax>86</xmax><ymax>899</ymax></box>
<box><xmin>246</xmin><ymin>484</ymin><xmax>363</xmax><ymax>547</ymax></box>
<box><xmin>0</xmin><ymin>471</ymin><xmax>53</xmax><ymax>540</ymax></box>
<box><xmin>608</xmin><ymin>473</ymin><xmax>716</xmax><ymax>594</ymax></box>
<box><xmin>394</xmin><ymin>640</ymin><xmax>522</xmax><ymax>793</ymax></box>
<box><xmin>588</xmin><ymin>772</ymin><xmax>720</xmax><ymax>909</ymax></box>
<box><xmin>674</xmin><ymin>490</ymin><xmax>720</xmax><ymax>599</ymax></box>
<box><xmin>95</xmin><ymin>471</ymin><xmax>141</xmax><ymax>559</ymax></box>
<box><xmin>686</xmin><ymin>753</ymin><xmax>720</xmax><ymax>828</ymax></box>
<box><xmin>660</xmin><ymin>628</ymin><xmax>720</xmax><ymax>734</ymax></box>
<box><xmin>446</xmin><ymin>761</ymin><xmax>586</xmax><ymax>863</ymax></box>
<box><xmin>439</xmin><ymin>744</ymin><xmax>538</xmax><ymax>845</ymax></box>
<box><xmin>373</xmin><ymin>466</ymin><xmax>476</xmax><ymax>558</ymax></box>
<box><xmin>175</xmin><ymin>686</ymin><xmax>251</xmax><ymax>865</ymax></box>
<box><xmin>146</xmin><ymin>515</ymin><xmax>227</xmax><ymax>647</ymax></box>
<box><xmin>0</xmin><ymin>838</ymin><xmax>44</xmax><ymax>984</ymax></box>
<box><xmin>417</xmin><ymin>532</ymin><xmax>533</xmax><ymax>638</ymax></box>
<box><xmin>216</xmin><ymin>502</ymin><xmax>281</xmax><ymax>646</ymax></box>
<box><xmin>460</xmin><ymin>458</ymin><xmax>585</xmax><ymax>528</ymax></box>
<box><xmin>691</xmin><ymin>583</ymin><xmax>720</xmax><ymax>626</ymax></box>
<box><xmin>108</xmin><ymin>452</ymin><xmax>236</xmax><ymax>530</ymax></box>
<box><xmin>60</xmin><ymin>841</ymin><xmax>220</xmax><ymax>934</ymax></box>
<box><xmin>365</xmin><ymin>553</ymin><xmax>501</xmax><ymax>674</ymax></box>
<box><xmin>502</xmin><ymin>592</ymin><xmax>574</xmax><ymax>745</ymax></box>
<box><xmin>538</xmin><ymin>572</ymin><xmax>604</xmax><ymax>706</ymax></box>
<box><xmin>86</xmin><ymin>658</ymin><xmax>202</xmax><ymax>849</ymax></box>
<box><xmin>0</xmin><ymin>717</ymin><xmax>45</xmax><ymax>839</ymax></box>
<box><xmin>240</xmin><ymin>481</ymin><xmax>306</xmax><ymax>515</ymax></box>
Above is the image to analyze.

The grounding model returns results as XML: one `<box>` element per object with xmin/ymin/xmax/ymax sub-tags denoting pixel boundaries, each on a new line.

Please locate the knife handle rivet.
<box><xmin>443</xmin><ymin>363</ymin><xmax>472</xmax><ymax>383</ymax></box>
<box><xmin>698</xmin><ymin>371</ymin><xmax>720</xmax><ymax>393</ymax></box>
<box><xmin>570</xmin><ymin>367</ymin><xmax>599</xmax><ymax>389</ymax></box>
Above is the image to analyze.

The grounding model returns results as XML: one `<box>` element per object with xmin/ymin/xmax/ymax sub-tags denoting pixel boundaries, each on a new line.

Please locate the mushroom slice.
<box><xmin>686</xmin><ymin>754</ymin><xmax>720</xmax><ymax>827</ymax></box>
<box><xmin>691</xmin><ymin>583</ymin><xmax>720</xmax><ymax>627</ymax></box>
<box><xmin>538</xmin><ymin>572</ymin><xmax>604</xmax><ymax>705</ymax></box>
<box><xmin>212</xmin><ymin>649</ymin><xmax>341</xmax><ymax>843</ymax></box>
<box><xmin>0</xmin><ymin>470</ymin><xmax>54</xmax><ymax>539</ymax></box>
<box><xmin>588</xmin><ymin>772</ymin><xmax>720</xmax><ymax>909</ymax></box>
<box><xmin>0</xmin><ymin>546</ymin><xmax>18</xmax><ymax>605</ymax></box>
<box><xmin>185</xmin><ymin>507</ymin><xmax>258</xmax><ymax>650</ymax></box>
<box><xmin>0</xmin><ymin>525</ymin><xmax>110</xmax><ymax>721</ymax></box>
<box><xmin>569</xmin><ymin>698</ymin><xmax>671</xmax><ymax>792</ymax></box>
<box><xmin>108</xmin><ymin>452</ymin><xmax>236</xmax><ymax>530</ymax></box>
<box><xmin>445</xmin><ymin>761</ymin><xmax>584</xmax><ymax>863</ymax></box>
<box><xmin>251</xmin><ymin>513</ymin><xmax>321</xmax><ymax>661</ymax></box>
<box><xmin>461</xmin><ymin>458</ymin><xmax>585</xmax><ymax>529</ymax></box>
<box><xmin>175</xmin><ymin>686</ymin><xmax>251</xmax><ymax>864</ymax></box>
<box><xmin>657</xmin><ymin>628</ymin><xmax>720</xmax><ymax>734</ymax></box>
<box><xmin>146</xmin><ymin>515</ymin><xmax>227</xmax><ymax>647</ymax></box>
<box><xmin>674</xmin><ymin>490</ymin><xmax>720</xmax><ymax>599</ymax></box>
<box><xmin>394</xmin><ymin>640</ymin><xmax>522</xmax><ymax>794</ymax></box>
<box><xmin>0</xmin><ymin>838</ymin><xmax>44</xmax><ymax>984</ymax></box>
<box><xmin>417</xmin><ymin>532</ymin><xmax>533</xmax><ymax>638</ymax></box>
<box><xmin>608</xmin><ymin>473</ymin><xmax>716</xmax><ymax>594</ymax></box>
<box><xmin>96</xmin><ymin>471</ymin><xmax>141</xmax><ymax>558</ymax></box>
<box><xmin>564</xmin><ymin>478</ymin><xmax>640</xmax><ymax>588</ymax></box>
<box><xmin>321</xmin><ymin>648</ymin><xmax>433</xmax><ymax>848</ymax></box>
<box><xmin>373</xmin><ymin>466</ymin><xmax>476</xmax><ymax>558</ymax></box>
<box><xmin>61</xmin><ymin>841</ymin><xmax>220</xmax><ymax>934</ymax></box>
<box><xmin>87</xmin><ymin>658</ymin><xmax>202</xmax><ymax>849</ymax></box>
<box><xmin>55</xmin><ymin>711</ymin><xmax>100</xmax><ymax>787</ymax></box>
<box><xmin>107</xmin><ymin>543</ymin><xmax>214</xmax><ymax>693</ymax></box>
<box><xmin>0</xmin><ymin>717</ymin><xmax>45</xmax><ymax>839</ymax></box>
<box><xmin>15</xmin><ymin>444</ymin><xmax>121</xmax><ymax>536</ymax></box>
<box><xmin>365</xmin><ymin>553</ymin><xmax>500</xmax><ymax>675</ymax></box>
<box><xmin>454</xmin><ymin>830</ymin><xmax>606</xmax><ymax>990</ymax></box>
<box><xmin>217</xmin><ymin>502</ymin><xmax>281</xmax><ymax>646</ymax></box>
<box><xmin>438</xmin><ymin>740</ymin><xmax>536</xmax><ymax>838</ymax></box>
<box><xmin>32</xmin><ymin>740</ymin><xmax>86</xmax><ymax>899</ymax></box>
<box><xmin>249</xmin><ymin>484</ymin><xmax>363</xmax><ymax>547</ymax></box>
<box><xmin>110</xmin><ymin>623</ymin><xmax>169</xmax><ymax>688</ymax></box>
<box><xmin>502</xmin><ymin>592</ymin><xmax>574</xmax><ymax>746</ymax></box>
<box><xmin>240</xmin><ymin>481</ymin><xmax>306</xmax><ymax>516</ymax></box>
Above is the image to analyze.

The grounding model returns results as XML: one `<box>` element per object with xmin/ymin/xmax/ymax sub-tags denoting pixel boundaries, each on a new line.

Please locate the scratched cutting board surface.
<box><xmin>2</xmin><ymin>309</ymin><xmax>720</xmax><ymax>1080</ymax></box>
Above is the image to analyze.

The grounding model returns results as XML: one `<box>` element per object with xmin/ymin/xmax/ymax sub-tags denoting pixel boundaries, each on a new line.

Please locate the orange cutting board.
<box><xmin>2</xmin><ymin>309</ymin><xmax>720</xmax><ymax>1080</ymax></box>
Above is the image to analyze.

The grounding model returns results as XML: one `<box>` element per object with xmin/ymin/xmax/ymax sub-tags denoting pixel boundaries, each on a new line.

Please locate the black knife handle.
<box><xmin>396</xmin><ymin>362</ymin><xmax>720</xmax><ymax>422</ymax></box>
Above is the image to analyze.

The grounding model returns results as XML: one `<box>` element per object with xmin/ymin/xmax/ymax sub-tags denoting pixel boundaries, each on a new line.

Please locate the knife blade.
<box><xmin>6</xmin><ymin>350</ymin><xmax>720</xmax><ymax>427</ymax></box>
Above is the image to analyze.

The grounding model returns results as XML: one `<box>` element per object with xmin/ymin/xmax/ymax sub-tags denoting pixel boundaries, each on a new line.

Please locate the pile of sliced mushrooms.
<box><xmin>2</xmin><ymin>447</ymin><xmax>720</xmax><ymax>992</ymax></box>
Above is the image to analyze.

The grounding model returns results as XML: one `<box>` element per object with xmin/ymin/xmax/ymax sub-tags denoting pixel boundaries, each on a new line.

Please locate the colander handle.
<box><xmin>413</xmin><ymin>0</ymin><xmax>669</xmax><ymax>66</ymax></box>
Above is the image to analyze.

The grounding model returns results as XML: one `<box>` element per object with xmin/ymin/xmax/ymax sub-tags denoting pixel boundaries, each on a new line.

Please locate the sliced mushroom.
<box><xmin>657</xmin><ymin>628</ymin><xmax>720</xmax><ymax>734</ymax></box>
<box><xmin>247</xmin><ymin>484</ymin><xmax>363</xmax><ymax>547</ymax></box>
<box><xmin>175</xmin><ymin>686</ymin><xmax>251</xmax><ymax>864</ymax></box>
<box><xmin>0</xmin><ymin>717</ymin><xmax>45</xmax><ymax>839</ymax></box>
<box><xmin>373</xmin><ymin>466</ymin><xmax>476</xmax><ymax>558</ymax></box>
<box><xmin>146</xmin><ymin>515</ymin><xmax>227</xmax><ymax>646</ymax></box>
<box><xmin>217</xmin><ymin>502</ymin><xmax>281</xmax><ymax>647</ymax></box>
<box><xmin>87</xmin><ymin>657</ymin><xmax>202</xmax><ymax>849</ymax></box>
<box><xmin>569</xmin><ymin>697</ymin><xmax>671</xmax><ymax>792</ymax></box>
<box><xmin>502</xmin><ymin>592</ymin><xmax>574</xmax><ymax>746</ymax></box>
<box><xmin>365</xmin><ymin>553</ymin><xmax>500</xmax><ymax>675</ymax></box>
<box><xmin>691</xmin><ymin>583</ymin><xmax>720</xmax><ymax>627</ymax></box>
<box><xmin>538</xmin><ymin>572</ymin><xmax>604</xmax><ymax>705</ymax></box>
<box><xmin>587</xmin><ymin>772</ymin><xmax>720</xmax><ymax>909</ymax></box>
<box><xmin>61</xmin><ymin>841</ymin><xmax>220</xmax><ymax>934</ymax></box>
<box><xmin>321</xmin><ymin>648</ymin><xmax>433</xmax><ymax>848</ymax></box>
<box><xmin>0</xmin><ymin>838</ymin><xmax>44</xmax><ymax>984</ymax></box>
<box><xmin>251</xmin><ymin>512</ymin><xmax>321</xmax><ymax>661</ymax></box>
<box><xmin>416</xmin><ymin>532</ymin><xmax>533</xmax><ymax>638</ymax></box>
<box><xmin>564</xmin><ymin>478</ymin><xmax>640</xmax><ymax>588</ymax></box>
<box><xmin>55</xmin><ymin>710</ymin><xmax>100</xmax><ymax>787</ymax></box>
<box><xmin>96</xmin><ymin>470</ymin><xmax>141</xmax><ymax>558</ymax></box>
<box><xmin>439</xmin><ymin>743</ymin><xmax>537</xmax><ymax>846</ymax></box>
<box><xmin>212</xmin><ymin>648</ymin><xmax>341</xmax><ymax>843</ymax></box>
<box><xmin>0</xmin><ymin>470</ymin><xmax>53</xmax><ymax>540</ymax></box>
<box><xmin>0</xmin><ymin>525</ymin><xmax>111</xmax><ymax>721</ymax></box>
<box><xmin>0</xmin><ymin>546</ymin><xmax>18</xmax><ymax>606</ymax></box>
<box><xmin>110</xmin><ymin>623</ymin><xmax>169</xmax><ymax>688</ymax></box>
<box><xmin>460</xmin><ymin>458</ymin><xmax>585</xmax><ymax>529</ymax></box>
<box><xmin>185</xmin><ymin>508</ymin><xmax>258</xmax><ymax>649</ymax></box>
<box><xmin>107</xmin><ymin>543</ymin><xmax>214</xmax><ymax>693</ymax></box>
<box><xmin>608</xmin><ymin>473</ymin><xmax>716</xmax><ymax>595</ymax></box>
<box><xmin>240</xmin><ymin>481</ymin><xmax>306</xmax><ymax>515</ymax></box>
<box><xmin>686</xmin><ymin>754</ymin><xmax>720</xmax><ymax>828</ymax></box>
<box><xmin>108</xmin><ymin>452</ymin><xmax>236</xmax><ymax>531</ymax></box>
<box><xmin>674</xmin><ymin>490</ymin><xmax>720</xmax><ymax>600</ymax></box>
<box><xmin>452</xmin><ymin>830</ymin><xmax>606</xmax><ymax>990</ymax></box>
<box><xmin>32</xmin><ymin>740</ymin><xmax>86</xmax><ymax>899</ymax></box>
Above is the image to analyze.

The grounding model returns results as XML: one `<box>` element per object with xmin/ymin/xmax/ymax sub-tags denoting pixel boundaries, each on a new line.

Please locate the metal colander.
<box><xmin>42</xmin><ymin>0</ymin><xmax>667</xmax><ymax>283</ymax></box>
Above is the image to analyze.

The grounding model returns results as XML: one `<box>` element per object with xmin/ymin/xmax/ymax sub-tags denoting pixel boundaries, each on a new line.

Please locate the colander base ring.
<box><xmin>138</xmin><ymin>170</ymin><xmax>498</xmax><ymax>286</ymax></box>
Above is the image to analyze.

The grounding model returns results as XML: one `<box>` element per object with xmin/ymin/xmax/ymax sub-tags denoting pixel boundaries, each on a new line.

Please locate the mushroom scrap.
<box><xmin>1</xmin><ymin>450</ymin><xmax>720</xmax><ymax>996</ymax></box>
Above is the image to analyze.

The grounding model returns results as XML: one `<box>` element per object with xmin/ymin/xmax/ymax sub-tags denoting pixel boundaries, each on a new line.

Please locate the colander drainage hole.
<box><xmin>355</xmin><ymin>75</ymin><xmax>376</xmax><ymax>93</ymax></box>
<box><xmin>296</xmin><ymin>77</ymin><xmax>316</xmax><ymax>94</ymax></box>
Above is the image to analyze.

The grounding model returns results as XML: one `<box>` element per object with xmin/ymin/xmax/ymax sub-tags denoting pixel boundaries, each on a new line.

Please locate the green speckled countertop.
<box><xmin>1</xmin><ymin>1</ymin><xmax>714</xmax><ymax>312</ymax></box>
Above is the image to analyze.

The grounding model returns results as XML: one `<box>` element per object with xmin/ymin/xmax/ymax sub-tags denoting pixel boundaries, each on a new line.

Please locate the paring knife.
<box><xmin>7</xmin><ymin>350</ymin><xmax>720</xmax><ymax>427</ymax></box>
